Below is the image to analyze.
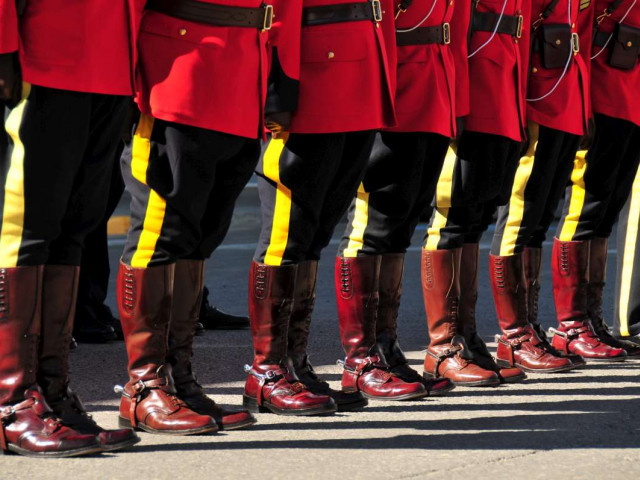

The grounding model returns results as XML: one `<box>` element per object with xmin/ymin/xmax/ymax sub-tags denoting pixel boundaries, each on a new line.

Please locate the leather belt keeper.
<box><xmin>396</xmin><ymin>24</ymin><xmax>451</xmax><ymax>46</ymax></box>
<box><xmin>146</xmin><ymin>0</ymin><xmax>274</xmax><ymax>30</ymax></box>
<box><xmin>473</xmin><ymin>11</ymin><xmax>524</xmax><ymax>38</ymax></box>
<box><xmin>302</xmin><ymin>1</ymin><xmax>383</xmax><ymax>27</ymax></box>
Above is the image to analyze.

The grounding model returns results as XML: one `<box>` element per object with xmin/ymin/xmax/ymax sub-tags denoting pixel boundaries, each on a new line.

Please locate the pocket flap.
<box><xmin>541</xmin><ymin>23</ymin><xmax>572</xmax><ymax>49</ymax></box>
<box><xmin>615</xmin><ymin>23</ymin><xmax>640</xmax><ymax>51</ymax></box>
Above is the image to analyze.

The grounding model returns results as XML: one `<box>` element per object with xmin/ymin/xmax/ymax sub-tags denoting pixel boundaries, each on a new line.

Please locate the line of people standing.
<box><xmin>1</xmin><ymin>0</ymin><xmax>639</xmax><ymax>459</ymax></box>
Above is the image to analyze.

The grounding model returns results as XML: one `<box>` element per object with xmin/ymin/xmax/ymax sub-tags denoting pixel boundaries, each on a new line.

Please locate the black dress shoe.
<box><xmin>74</xmin><ymin>301</ymin><xmax>117</xmax><ymax>343</ymax></box>
<box><xmin>195</xmin><ymin>322</ymin><xmax>205</xmax><ymax>336</ymax></box>
<box><xmin>95</xmin><ymin>303</ymin><xmax>124</xmax><ymax>340</ymax></box>
<box><xmin>199</xmin><ymin>286</ymin><xmax>249</xmax><ymax>330</ymax></box>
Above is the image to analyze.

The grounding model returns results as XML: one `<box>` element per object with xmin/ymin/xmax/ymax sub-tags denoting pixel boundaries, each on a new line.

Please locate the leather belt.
<box><xmin>146</xmin><ymin>0</ymin><xmax>274</xmax><ymax>30</ymax></box>
<box><xmin>302</xmin><ymin>0</ymin><xmax>383</xmax><ymax>27</ymax></box>
<box><xmin>396</xmin><ymin>24</ymin><xmax>451</xmax><ymax>46</ymax></box>
<box><xmin>473</xmin><ymin>11</ymin><xmax>524</xmax><ymax>38</ymax></box>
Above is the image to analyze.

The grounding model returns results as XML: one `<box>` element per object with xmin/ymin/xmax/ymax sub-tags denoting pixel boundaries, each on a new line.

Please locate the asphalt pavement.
<box><xmin>3</xmin><ymin>185</ymin><xmax>639</xmax><ymax>480</ymax></box>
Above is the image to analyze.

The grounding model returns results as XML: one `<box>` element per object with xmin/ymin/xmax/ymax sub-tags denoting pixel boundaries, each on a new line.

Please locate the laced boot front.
<box><xmin>549</xmin><ymin>240</ymin><xmax>627</xmax><ymax>362</ymax></box>
<box><xmin>244</xmin><ymin>262</ymin><xmax>336</xmax><ymax>416</ymax></box>
<box><xmin>117</xmin><ymin>262</ymin><xmax>218</xmax><ymax>434</ymax></box>
<box><xmin>337</xmin><ymin>256</ymin><xmax>427</xmax><ymax>401</ymax></box>
<box><xmin>422</xmin><ymin>249</ymin><xmax>500</xmax><ymax>387</ymax></box>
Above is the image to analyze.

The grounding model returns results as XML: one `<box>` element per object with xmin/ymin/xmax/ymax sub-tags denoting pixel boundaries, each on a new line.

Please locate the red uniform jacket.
<box><xmin>386</xmin><ymin>0</ymin><xmax>456</xmax><ymax>137</ymax></box>
<box><xmin>526</xmin><ymin>0</ymin><xmax>590</xmax><ymax>135</ymax></box>
<box><xmin>0</xmin><ymin>0</ymin><xmax>145</xmax><ymax>96</ymax></box>
<box><xmin>452</xmin><ymin>0</ymin><xmax>473</xmax><ymax>118</ymax></box>
<box><xmin>136</xmin><ymin>0</ymin><xmax>302</xmax><ymax>140</ymax></box>
<box><xmin>590</xmin><ymin>0</ymin><xmax>640</xmax><ymax>127</ymax></box>
<box><xmin>466</xmin><ymin>0</ymin><xmax>529</xmax><ymax>142</ymax></box>
<box><xmin>0</xmin><ymin>0</ymin><xmax>18</xmax><ymax>54</ymax></box>
<box><xmin>290</xmin><ymin>0</ymin><xmax>397</xmax><ymax>134</ymax></box>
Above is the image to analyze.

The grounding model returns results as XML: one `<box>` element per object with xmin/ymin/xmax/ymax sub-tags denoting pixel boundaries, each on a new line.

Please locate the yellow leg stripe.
<box><xmin>130</xmin><ymin>115</ymin><xmax>166</xmax><ymax>268</ymax></box>
<box><xmin>131</xmin><ymin>115</ymin><xmax>154</xmax><ymax>185</ymax></box>
<box><xmin>558</xmin><ymin>150</ymin><xmax>588</xmax><ymax>242</ymax></box>
<box><xmin>425</xmin><ymin>146</ymin><xmax>456</xmax><ymax>251</ymax></box>
<box><xmin>425</xmin><ymin>207</ymin><xmax>450</xmax><ymax>251</ymax></box>
<box><xmin>618</xmin><ymin>166</ymin><xmax>640</xmax><ymax>337</ymax></box>
<box><xmin>0</xmin><ymin>83</ymin><xmax>31</xmax><ymax>268</ymax></box>
<box><xmin>263</xmin><ymin>135</ymin><xmax>292</xmax><ymax>266</ymax></box>
<box><xmin>343</xmin><ymin>183</ymin><xmax>370</xmax><ymax>258</ymax></box>
<box><xmin>499</xmin><ymin>125</ymin><xmax>539</xmax><ymax>257</ymax></box>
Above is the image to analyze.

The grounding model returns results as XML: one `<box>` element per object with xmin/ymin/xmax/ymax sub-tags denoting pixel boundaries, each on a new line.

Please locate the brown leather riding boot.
<box><xmin>549</xmin><ymin>239</ymin><xmax>627</xmax><ymax>361</ymax></box>
<box><xmin>244</xmin><ymin>261</ymin><xmax>336</xmax><ymax>416</ymax></box>
<box><xmin>0</xmin><ymin>266</ymin><xmax>100</xmax><ymax>458</ymax></box>
<box><xmin>523</xmin><ymin>247</ymin><xmax>585</xmax><ymax>366</ymax></box>
<box><xmin>490</xmin><ymin>255</ymin><xmax>573</xmax><ymax>373</ymax></box>
<box><xmin>117</xmin><ymin>262</ymin><xmax>218</xmax><ymax>434</ymax></box>
<box><xmin>287</xmin><ymin>261</ymin><xmax>367</xmax><ymax>410</ymax></box>
<box><xmin>587</xmin><ymin>238</ymin><xmax>640</xmax><ymax>356</ymax></box>
<box><xmin>376</xmin><ymin>253</ymin><xmax>454</xmax><ymax>396</ymax></box>
<box><xmin>458</xmin><ymin>245</ymin><xmax>525</xmax><ymax>383</ymax></box>
<box><xmin>422</xmin><ymin>249</ymin><xmax>501</xmax><ymax>387</ymax></box>
<box><xmin>168</xmin><ymin>259</ymin><xmax>256</xmax><ymax>430</ymax></box>
<box><xmin>38</xmin><ymin>265</ymin><xmax>140</xmax><ymax>451</ymax></box>
<box><xmin>337</xmin><ymin>255</ymin><xmax>427</xmax><ymax>401</ymax></box>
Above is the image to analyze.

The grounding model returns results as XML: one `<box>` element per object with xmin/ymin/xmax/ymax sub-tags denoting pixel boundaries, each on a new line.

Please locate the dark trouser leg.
<box><xmin>75</xmin><ymin>143</ymin><xmax>126</xmax><ymax>342</ymax></box>
<box><xmin>612</xmin><ymin>126</ymin><xmax>640</xmax><ymax>339</ymax></box>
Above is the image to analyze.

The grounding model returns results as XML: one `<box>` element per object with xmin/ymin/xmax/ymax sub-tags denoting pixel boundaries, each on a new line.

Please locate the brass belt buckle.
<box><xmin>443</xmin><ymin>22</ymin><xmax>451</xmax><ymax>44</ymax></box>
<box><xmin>572</xmin><ymin>32</ymin><xmax>580</xmax><ymax>54</ymax></box>
<box><xmin>262</xmin><ymin>4</ymin><xmax>274</xmax><ymax>31</ymax></box>
<box><xmin>371</xmin><ymin>0</ymin><xmax>383</xmax><ymax>22</ymax></box>
<box><xmin>516</xmin><ymin>15</ymin><xmax>524</xmax><ymax>38</ymax></box>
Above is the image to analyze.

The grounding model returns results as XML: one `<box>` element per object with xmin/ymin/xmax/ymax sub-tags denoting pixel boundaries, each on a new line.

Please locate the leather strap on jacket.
<box><xmin>302</xmin><ymin>0</ymin><xmax>383</xmax><ymax>27</ymax></box>
<box><xmin>146</xmin><ymin>0</ymin><xmax>274</xmax><ymax>30</ymax></box>
<box><xmin>473</xmin><ymin>11</ymin><xmax>524</xmax><ymax>38</ymax></box>
<box><xmin>396</xmin><ymin>24</ymin><xmax>452</xmax><ymax>46</ymax></box>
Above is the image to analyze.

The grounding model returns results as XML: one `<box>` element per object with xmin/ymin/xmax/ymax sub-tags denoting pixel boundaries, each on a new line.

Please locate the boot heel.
<box><xmin>496</xmin><ymin>359</ymin><xmax>515</xmax><ymax>369</ymax></box>
<box><xmin>118</xmin><ymin>416</ymin><xmax>136</xmax><ymax>430</ymax></box>
<box><xmin>243</xmin><ymin>395</ymin><xmax>269</xmax><ymax>413</ymax></box>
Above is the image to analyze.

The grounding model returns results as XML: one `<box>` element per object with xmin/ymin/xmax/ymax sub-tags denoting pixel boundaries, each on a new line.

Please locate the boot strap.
<box><xmin>128</xmin><ymin>377</ymin><xmax>171</xmax><ymax>428</ymax></box>
<box><xmin>244</xmin><ymin>365</ymin><xmax>289</xmax><ymax>406</ymax></box>
<box><xmin>0</xmin><ymin>398</ymin><xmax>37</xmax><ymax>450</ymax></box>
<box><xmin>339</xmin><ymin>354</ymin><xmax>385</xmax><ymax>377</ymax></box>
<box><xmin>426</xmin><ymin>346</ymin><xmax>464</xmax><ymax>377</ymax></box>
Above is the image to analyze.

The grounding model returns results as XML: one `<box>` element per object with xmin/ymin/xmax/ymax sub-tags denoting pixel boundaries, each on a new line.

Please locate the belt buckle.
<box><xmin>371</xmin><ymin>0</ymin><xmax>383</xmax><ymax>22</ymax></box>
<box><xmin>443</xmin><ymin>22</ymin><xmax>451</xmax><ymax>44</ymax></box>
<box><xmin>516</xmin><ymin>15</ymin><xmax>523</xmax><ymax>38</ymax></box>
<box><xmin>572</xmin><ymin>32</ymin><xmax>580</xmax><ymax>54</ymax></box>
<box><xmin>262</xmin><ymin>4</ymin><xmax>274</xmax><ymax>31</ymax></box>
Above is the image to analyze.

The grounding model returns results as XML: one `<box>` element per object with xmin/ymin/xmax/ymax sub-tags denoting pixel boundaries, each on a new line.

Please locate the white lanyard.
<box><xmin>591</xmin><ymin>0</ymin><xmax>637</xmax><ymax>60</ymax></box>
<box><xmin>527</xmin><ymin>0</ymin><xmax>573</xmax><ymax>102</ymax></box>
<box><xmin>468</xmin><ymin>0</ymin><xmax>511</xmax><ymax>57</ymax></box>
<box><xmin>396</xmin><ymin>0</ymin><xmax>440</xmax><ymax>32</ymax></box>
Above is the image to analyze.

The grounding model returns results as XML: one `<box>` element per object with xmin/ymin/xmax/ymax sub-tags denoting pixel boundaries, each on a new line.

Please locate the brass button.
<box><xmin>179</xmin><ymin>28</ymin><xmax>187</xmax><ymax>36</ymax></box>
<box><xmin>532</xmin><ymin>67</ymin><xmax>538</xmax><ymax>73</ymax></box>
<box><xmin>555</xmin><ymin>39</ymin><xmax>561</xmax><ymax>45</ymax></box>
<box><xmin>328</xmin><ymin>51</ymin><xmax>335</xmax><ymax>59</ymax></box>
<box><xmin>627</xmin><ymin>41</ymin><xmax>633</xmax><ymax>47</ymax></box>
